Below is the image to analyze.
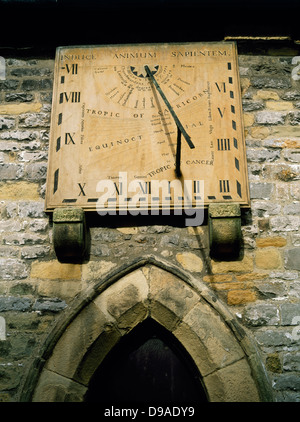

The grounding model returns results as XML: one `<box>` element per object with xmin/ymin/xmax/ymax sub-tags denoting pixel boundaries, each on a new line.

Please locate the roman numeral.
<box><xmin>65</xmin><ymin>133</ymin><xmax>75</xmax><ymax>145</ymax></box>
<box><xmin>217</xmin><ymin>138</ymin><xmax>230</xmax><ymax>151</ymax></box>
<box><xmin>78</xmin><ymin>183</ymin><xmax>86</xmax><ymax>196</ymax></box>
<box><xmin>66</xmin><ymin>64</ymin><xmax>78</xmax><ymax>74</ymax></box>
<box><xmin>193</xmin><ymin>180</ymin><xmax>201</xmax><ymax>194</ymax></box>
<box><xmin>217</xmin><ymin>107</ymin><xmax>225</xmax><ymax>118</ymax></box>
<box><xmin>61</xmin><ymin>64</ymin><xmax>78</xmax><ymax>74</ymax></box>
<box><xmin>59</xmin><ymin>91</ymin><xmax>81</xmax><ymax>103</ymax></box>
<box><xmin>138</xmin><ymin>181</ymin><xmax>151</xmax><ymax>194</ymax></box>
<box><xmin>215</xmin><ymin>82</ymin><xmax>226</xmax><ymax>93</ymax></box>
<box><xmin>114</xmin><ymin>182</ymin><xmax>122</xmax><ymax>195</ymax></box>
<box><xmin>219</xmin><ymin>180</ymin><xmax>230</xmax><ymax>193</ymax></box>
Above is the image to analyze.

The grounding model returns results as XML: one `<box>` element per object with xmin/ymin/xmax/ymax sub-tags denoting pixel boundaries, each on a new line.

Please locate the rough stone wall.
<box><xmin>0</xmin><ymin>48</ymin><xmax>300</xmax><ymax>402</ymax></box>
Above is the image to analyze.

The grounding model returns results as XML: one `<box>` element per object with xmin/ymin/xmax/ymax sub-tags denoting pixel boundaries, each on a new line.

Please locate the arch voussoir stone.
<box><xmin>25</xmin><ymin>258</ymin><xmax>272</xmax><ymax>402</ymax></box>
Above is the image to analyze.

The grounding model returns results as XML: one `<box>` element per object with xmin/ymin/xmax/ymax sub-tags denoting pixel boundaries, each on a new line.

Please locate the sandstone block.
<box><xmin>37</xmin><ymin>280</ymin><xmax>82</xmax><ymax>300</ymax></box>
<box><xmin>45</xmin><ymin>301</ymin><xmax>117</xmax><ymax>384</ymax></box>
<box><xmin>186</xmin><ymin>301</ymin><xmax>244</xmax><ymax>360</ymax></box>
<box><xmin>94</xmin><ymin>269</ymin><xmax>149</xmax><ymax>325</ymax></box>
<box><xmin>149</xmin><ymin>267</ymin><xmax>199</xmax><ymax>324</ymax></box>
<box><xmin>0</xmin><ymin>181</ymin><xmax>40</xmax><ymax>200</ymax></box>
<box><xmin>204</xmin><ymin>358</ymin><xmax>260</xmax><ymax>402</ymax></box>
<box><xmin>30</xmin><ymin>260</ymin><xmax>81</xmax><ymax>280</ymax></box>
<box><xmin>250</xmin><ymin>126</ymin><xmax>270</xmax><ymax>139</ymax></box>
<box><xmin>0</xmin><ymin>103</ymin><xmax>42</xmax><ymax>115</ymax></box>
<box><xmin>254</xmin><ymin>90</ymin><xmax>280</xmax><ymax>100</ymax></box>
<box><xmin>243</xmin><ymin>113</ymin><xmax>255</xmax><ymax>127</ymax></box>
<box><xmin>266</xmin><ymin>101</ymin><xmax>293</xmax><ymax>111</ymax></box>
<box><xmin>176</xmin><ymin>251</ymin><xmax>203</xmax><ymax>272</ymax></box>
<box><xmin>81</xmin><ymin>260</ymin><xmax>117</xmax><ymax>283</ymax></box>
<box><xmin>255</xmin><ymin>248</ymin><xmax>282</xmax><ymax>269</ymax></box>
<box><xmin>256</xmin><ymin>237</ymin><xmax>287</xmax><ymax>248</ymax></box>
<box><xmin>227</xmin><ymin>290</ymin><xmax>257</xmax><ymax>305</ymax></box>
<box><xmin>33</xmin><ymin>369</ymin><xmax>87</xmax><ymax>402</ymax></box>
<box><xmin>203</xmin><ymin>274</ymin><xmax>233</xmax><ymax>283</ymax></box>
<box><xmin>211</xmin><ymin>255</ymin><xmax>253</xmax><ymax>274</ymax></box>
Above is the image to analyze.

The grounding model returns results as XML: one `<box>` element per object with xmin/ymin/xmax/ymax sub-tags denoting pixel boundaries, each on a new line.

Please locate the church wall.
<box><xmin>0</xmin><ymin>43</ymin><xmax>300</xmax><ymax>402</ymax></box>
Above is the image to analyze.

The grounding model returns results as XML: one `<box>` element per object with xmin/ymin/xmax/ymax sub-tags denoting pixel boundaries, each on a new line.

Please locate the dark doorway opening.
<box><xmin>85</xmin><ymin>319</ymin><xmax>208</xmax><ymax>403</ymax></box>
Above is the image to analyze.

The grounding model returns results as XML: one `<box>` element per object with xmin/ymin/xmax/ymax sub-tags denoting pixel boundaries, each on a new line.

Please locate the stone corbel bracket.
<box><xmin>208</xmin><ymin>203</ymin><xmax>242</xmax><ymax>259</ymax></box>
<box><xmin>53</xmin><ymin>207</ymin><xmax>87</xmax><ymax>261</ymax></box>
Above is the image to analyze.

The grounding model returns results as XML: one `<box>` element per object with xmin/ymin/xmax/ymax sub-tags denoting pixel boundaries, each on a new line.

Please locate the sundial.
<box><xmin>45</xmin><ymin>42</ymin><xmax>250</xmax><ymax>215</ymax></box>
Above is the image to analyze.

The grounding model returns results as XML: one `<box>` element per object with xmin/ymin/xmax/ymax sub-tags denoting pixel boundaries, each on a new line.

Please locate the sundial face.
<box><xmin>45</xmin><ymin>42</ymin><xmax>250</xmax><ymax>213</ymax></box>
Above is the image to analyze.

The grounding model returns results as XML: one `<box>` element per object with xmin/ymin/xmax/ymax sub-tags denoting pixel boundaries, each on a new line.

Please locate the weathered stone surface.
<box><xmin>250</xmin><ymin>183</ymin><xmax>274</xmax><ymax>199</ymax></box>
<box><xmin>255</xmin><ymin>329</ymin><xmax>296</xmax><ymax>347</ymax></box>
<box><xmin>0</xmin><ymin>296</ymin><xmax>32</xmax><ymax>311</ymax></box>
<box><xmin>273</xmin><ymin>374</ymin><xmax>300</xmax><ymax>391</ymax></box>
<box><xmin>283</xmin><ymin>352</ymin><xmax>300</xmax><ymax>371</ymax></box>
<box><xmin>0</xmin><ymin>116</ymin><xmax>15</xmax><ymax>129</ymax></box>
<box><xmin>243</xmin><ymin>303</ymin><xmax>280</xmax><ymax>326</ymax></box>
<box><xmin>5</xmin><ymin>93</ymin><xmax>35</xmax><ymax>102</ymax></box>
<box><xmin>24</xmin><ymin>162</ymin><xmax>47</xmax><ymax>181</ymax></box>
<box><xmin>211</xmin><ymin>255</ymin><xmax>254</xmax><ymax>274</ymax></box>
<box><xmin>0</xmin><ymin>52</ymin><xmax>300</xmax><ymax>402</ymax></box>
<box><xmin>283</xmin><ymin>149</ymin><xmax>300</xmax><ymax>163</ymax></box>
<box><xmin>255</xmin><ymin>248</ymin><xmax>282</xmax><ymax>269</ymax></box>
<box><xmin>256</xmin><ymin>237</ymin><xmax>287</xmax><ymax>248</ymax></box>
<box><xmin>150</xmin><ymin>266</ymin><xmax>199</xmax><ymax>321</ymax></box>
<box><xmin>21</xmin><ymin>79</ymin><xmax>52</xmax><ymax>91</ymax></box>
<box><xmin>251</xmin><ymin>76</ymin><xmax>291</xmax><ymax>90</ymax></box>
<box><xmin>0</xmin><ymin>163</ymin><xmax>24</xmax><ymax>180</ymax></box>
<box><xmin>266</xmin><ymin>101</ymin><xmax>293</xmax><ymax>111</ymax></box>
<box><xmin>266</xmin><ymin>353</ymin><xmax>282</xmax><ymax>373</ymax></box>
<box><xmin>33</xmin><ymin>298</ymin><xmax>67</xmax><ymax>313</ymax></box>
<box><xmin>0</xmin><ymin>103</ymin><xmax>42</xmax><ymax>115</ymax></box>
<box><xmin>37</xmin><ymin>280</ymin><xmax>81</xmax><ymax>300</ymax></box>
<box><xmin>30</xmin><ymin>261</ymin><xmax>81</xmax><ymax>280</ymax></box>
<box><xmin>0</xmin><ymin>130</ymin><xmax>38</xmax><ymax>141</ymax></box>
<box><xmin>81</xmin><ymin>260</ymin><xmax>117</xmax><ymax>282</ymax></box>
<box><xmin>18</xmin><ymin>201</ymin><xmax>45</xmax><ymax>218</ymax></box>
<box><xmin>32</xmin><ymin>369</ymin><xmax>87</xmax><ymax>402</ymax></box>
<box><xmin>0</xmin><ymin>80</ymin><xmax>19</xmax><ymax>91</ymax></box>
<box><xmin>21</xmin><ymin>245</ymin><xmax>50</xmax><ymax>259</ymax></box>
<box><xmin>0</xmin><ymin>258</ymin><xmax>28</xmax><ymax>280</ymax></box>
<box><xmin>94</xmin><ymin>269</ymin><xmax>149</xmax><ymax>326</ymax></box>
<box><xmin>242</xmin><ymin>100</ymin><xmax>264</xmax><ymax>112</ymax></box>
<box><xmin>176</xmin><ymin>252</ymin><xmax>203</xmax><ymax>272</ymax></box>
<box><xmin>204</xmin><ymin>358</ymin><xmax>260</xmax><ymax>402</ymax></box>
<box><xmin>280</xmin><ymin>303</ymin><xmax>300</xmax><ymax>325</ymax></box>
<box><xmin>18</xmin><ymin>112</ymin><xmax>50</xmax><ymax>128</ymax></box>
<box><xmin>285</xmin><ymin>248</ymin><xmax>300</xmax><ymax>270</ymax></box>
<box><xmin>45</xmin><ymin>301</ymin><xmax>113</xmax><ymax>381</ymax></box>
<box><xmin>271</xmin><ymin>216</ymin><xmax>300</xmax><ymax>232</ymax></box>
<box><xmin>227</xmin><ymin>290</ymin><xmax>257</xmax><ymax>305</ymax></box>
<box><xmin>182</xmin><ymin>301</ymin><xmax>245</xmax><ymax>371</ymax></box>
<box><xmin>0</xmin><ymin>181</ymin><xmax>40</xmax><ymax>200</ymax></box>
<box><xmin>246</xmin><ymin>148</ymin><xmax>280</xmax><ymax>162</ymax></box>
<box><xmin>256</xmin><ymin>111</ymin><xmax>286</xmax><ymax>125</ymax></box>
<box><xmin>284</xmin><ymin>203</ymin><xmax>300</xmax><ymax>215</ymax></box>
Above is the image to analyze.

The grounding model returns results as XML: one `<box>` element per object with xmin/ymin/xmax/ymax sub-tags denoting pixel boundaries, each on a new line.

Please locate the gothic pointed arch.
<box><xmin>19</xmin><ymin>255</ymin><xmax>273</xmax><ymax>402</ymax></box>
